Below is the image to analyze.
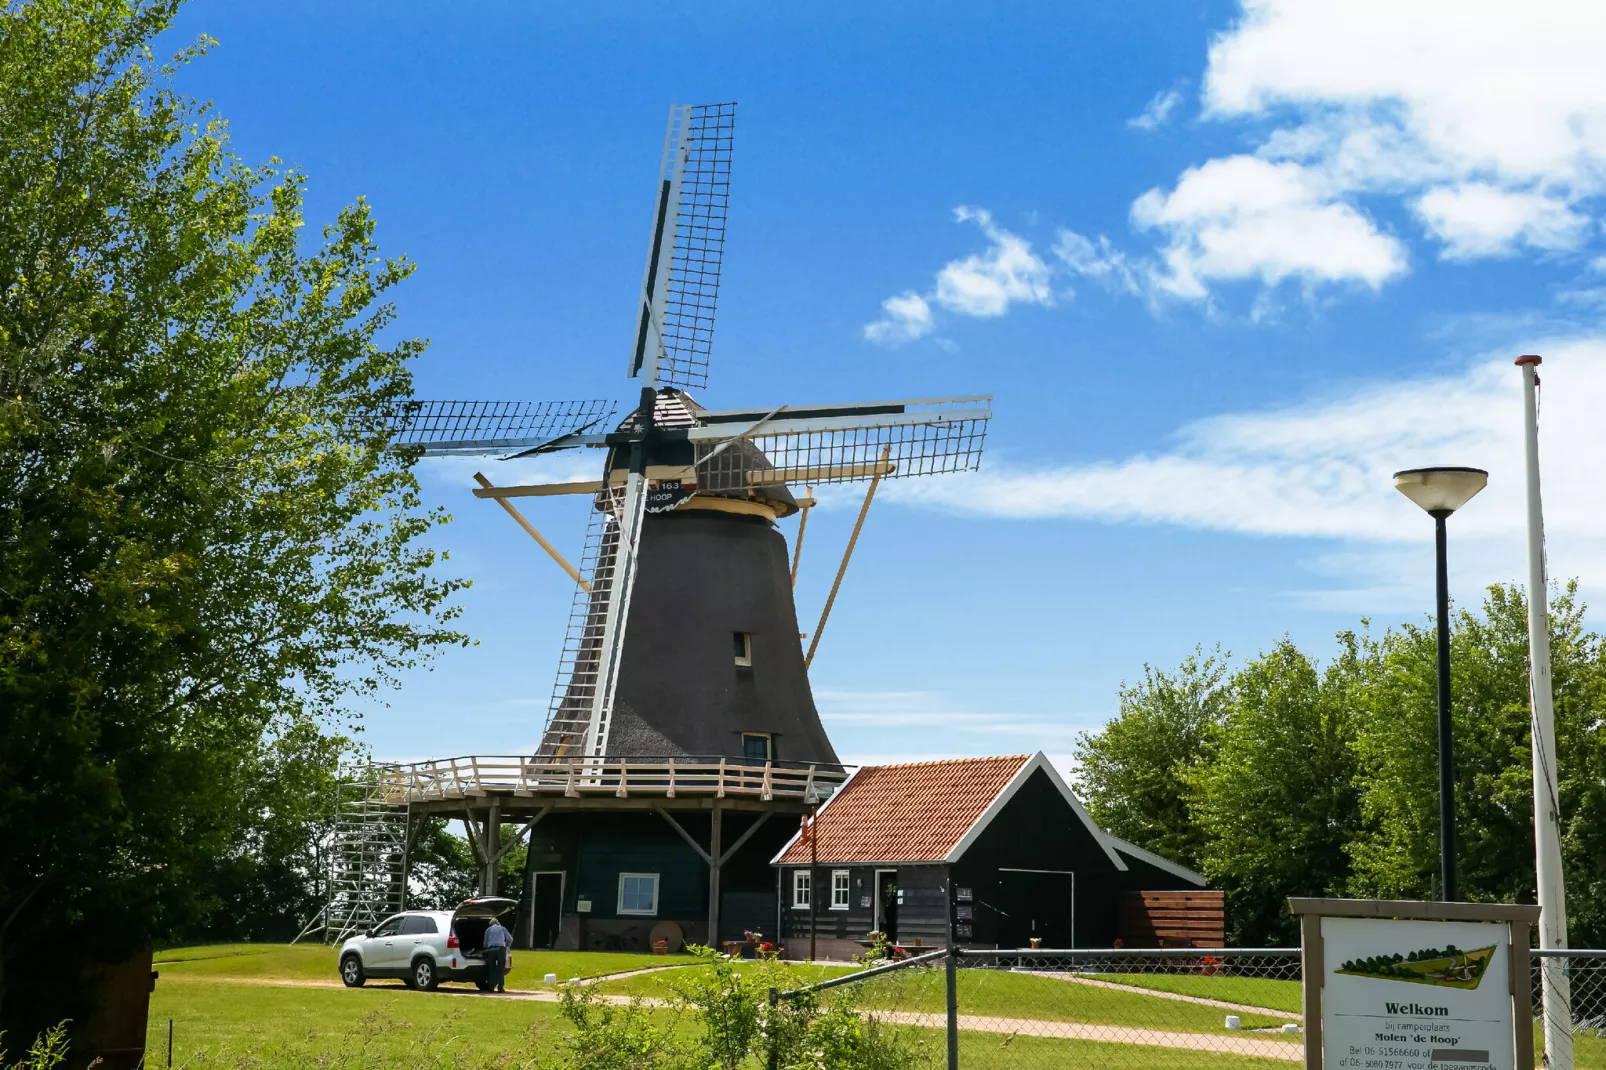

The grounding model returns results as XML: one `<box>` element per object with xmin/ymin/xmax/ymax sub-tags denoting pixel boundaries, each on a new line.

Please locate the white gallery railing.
<box><xmin>375</xmin><ymin>755</ymin><xmax>848</xmax><ymax>806</ymax></box>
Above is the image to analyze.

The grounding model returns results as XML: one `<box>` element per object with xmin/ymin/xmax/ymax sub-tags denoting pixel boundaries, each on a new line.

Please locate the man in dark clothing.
<box><xmin>483</xmin><ymin>917</ymin><xmax>513</xmax><ymax>993</ymax></box>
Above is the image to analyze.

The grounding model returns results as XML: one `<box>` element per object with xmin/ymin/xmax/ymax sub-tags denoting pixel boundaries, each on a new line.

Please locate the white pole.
<box><xmin>1517</xmin><ymin>354</ymin><xmax>1572</xmax><ymax>1069</ymax></box>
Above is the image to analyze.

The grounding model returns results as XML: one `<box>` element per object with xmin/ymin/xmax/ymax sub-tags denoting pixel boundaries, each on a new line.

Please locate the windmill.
<box><xmin>391</xmin><ymin>102</ymin><xmax>992</xmax><ymax>771</ymax></box>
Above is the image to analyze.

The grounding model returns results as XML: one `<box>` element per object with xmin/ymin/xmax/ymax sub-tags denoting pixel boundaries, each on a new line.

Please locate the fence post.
<box><xmin>945</xmin><ymin>946</ymin><xmax>959</xmax><ymax>1070</ymax></box>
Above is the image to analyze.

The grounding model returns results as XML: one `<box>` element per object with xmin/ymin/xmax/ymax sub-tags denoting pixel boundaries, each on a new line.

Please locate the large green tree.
<box><xmin>0</xmin><ymin>0</ymin><xmax>466</xmax><ymax>1043</ymax></box>
<box><xmin>1347</xmin><ymin>584</ymin><xmax>1606</xmax><ymax>940</ymax></box>
<box><xmin>1077</xmin><ymin>585</ymin><xmax>1606</xmax><ymax>947</ymax></box>
<box><xmin>1074</xmin><ymin>647</ymin><xmax>1230</xmax><ymax>871</ymax></box>
<box><xmin>1186</xmin><ymin>637</ymin><xmax>1364</xmax><ymax>943</ymax></box>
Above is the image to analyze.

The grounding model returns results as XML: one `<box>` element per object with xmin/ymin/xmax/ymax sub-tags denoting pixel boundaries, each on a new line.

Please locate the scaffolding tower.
<box><xmin>294</xmin><ymin>770</ymin><xmax>410</xmax><ymax>944</ymax></box>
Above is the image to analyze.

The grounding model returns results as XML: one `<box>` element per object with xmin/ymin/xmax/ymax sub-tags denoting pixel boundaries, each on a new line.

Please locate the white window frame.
<box><xmin>733</xmin><ymin>631</ymin><xmax>753</xmax><ymax>667</ymax></box>
<box><xmin>617</xmin><ymin>872</ymin><xmax>660</xmax><ymax>916</ymax></box>
<box><xmin>792</xmin><ymin>869</ymin><xmax>811</xmax><ymax>909</ymax></box>
<box><xmin>830</xmin><ymin>870</ymin><xmax>850</xmax><ymax>911</ymax></box>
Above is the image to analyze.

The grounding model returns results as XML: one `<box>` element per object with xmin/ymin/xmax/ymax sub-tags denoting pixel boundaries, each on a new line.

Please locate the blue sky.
<box><xmin>164</xmin><ymin>0</ymin><xmax>1606</xmax><ymax>772</ymax></box>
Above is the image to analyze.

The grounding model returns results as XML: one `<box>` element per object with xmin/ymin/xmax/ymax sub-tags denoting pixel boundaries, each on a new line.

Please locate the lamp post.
<box><xmin>1393</xmin><ymin>466</ymin><xmax>1488</xmax><ymax>902</ymax></box>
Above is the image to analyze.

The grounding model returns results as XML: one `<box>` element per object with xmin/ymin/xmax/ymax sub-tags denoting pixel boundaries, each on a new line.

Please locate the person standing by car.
<box><xmin>482</xmin><ymin>917</ymin><xmax>512</xmax><ymax>993</ymax></box>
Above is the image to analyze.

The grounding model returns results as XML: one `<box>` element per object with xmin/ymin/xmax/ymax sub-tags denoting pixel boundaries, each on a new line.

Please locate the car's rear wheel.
<box><xmin>411</xmin><ymin>957</ymin><xmax>438</xmax><ymax>991</ymax></box>
<box><xmin>340</xmin><ymin>955</ymin><xmax>365</xmax><ymax>988</ymax></box>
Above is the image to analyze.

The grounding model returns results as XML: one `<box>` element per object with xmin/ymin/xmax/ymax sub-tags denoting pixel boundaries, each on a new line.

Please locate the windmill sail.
<box><xmin>691</xmin><ymin>395</ymin><xmax>992</xmax><ymax>491</ymax></box>
<box><xmin>631</xmin><ymin>103</ymin><xmax>736</xmax><ymax>392</ymax></box>
<box><xmin>388</xmin><ymin>398</ymin><xmax>617</xmax><ymax>457</ymax></box>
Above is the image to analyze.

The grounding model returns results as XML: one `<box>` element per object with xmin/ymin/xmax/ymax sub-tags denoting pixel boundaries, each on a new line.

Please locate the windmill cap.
<box><xmin>1515</xmin><ymin>354</ymin><xmax>1542</xmax><ymax>366</ymax></box>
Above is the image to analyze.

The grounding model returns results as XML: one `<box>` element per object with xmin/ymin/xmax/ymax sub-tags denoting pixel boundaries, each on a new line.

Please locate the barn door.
<box><xmin>996</xmin><ymin>869</ymin><xmax>1074</xmax><ymax>949</ymax></box>
<box><xmin>530</xmin><ymin>872</ymin><xmax>565</xmax><ymax>949</ymax></box>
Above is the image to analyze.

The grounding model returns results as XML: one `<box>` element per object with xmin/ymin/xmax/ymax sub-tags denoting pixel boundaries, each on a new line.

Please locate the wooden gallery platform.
<box><xmin>378</xmin><ymin>756</ymin><xmax>849</xmax><ymax>951</ymax></box>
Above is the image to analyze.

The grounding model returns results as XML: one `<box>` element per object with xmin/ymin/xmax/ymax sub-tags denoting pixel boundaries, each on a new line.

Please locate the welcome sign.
<box><xmin>1289</xmin><ymin>899</ymin><xmax>1539</xmax><ymax>1070</ymax></box>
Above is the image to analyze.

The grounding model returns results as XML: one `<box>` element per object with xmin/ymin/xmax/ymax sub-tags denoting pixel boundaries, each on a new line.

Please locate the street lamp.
<box><xmin>1393</xmin><ymin>466</ymin><xmax>1488</xmax><ymax>902</ymax></box>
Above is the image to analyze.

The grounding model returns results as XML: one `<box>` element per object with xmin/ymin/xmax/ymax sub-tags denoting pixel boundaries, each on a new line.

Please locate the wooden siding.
<box><xmin>777</xmin><ymin>864</ymin><xmax>951</xmax><ymax>953</ymax></box>
<box><xmin>1118</xmin><ymin>890</ymin><xmax>1225</xmax><ymax>948</ymax></box>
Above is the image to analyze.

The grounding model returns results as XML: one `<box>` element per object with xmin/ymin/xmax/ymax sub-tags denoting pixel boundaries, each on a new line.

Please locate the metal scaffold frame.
<box><xmin>294</xmin><ymin>770</ymin><xmax>411</xmax><ymax>945</ymax></box>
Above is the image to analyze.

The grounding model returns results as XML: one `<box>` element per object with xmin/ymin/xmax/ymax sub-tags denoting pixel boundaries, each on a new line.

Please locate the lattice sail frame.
<box><xmin>388</xmin><ymin>398</ymin><xmax>617</xmax><ymax>456</ymax></box>
<box><xmin>633</xmin><ymin>102</ymin><xmax>735</xmax><ymax>392</ymax></box>
<box><xmin>692</xmin><ymin>396</ymin><xmax>992</xmax><ymax>491</ymax></box>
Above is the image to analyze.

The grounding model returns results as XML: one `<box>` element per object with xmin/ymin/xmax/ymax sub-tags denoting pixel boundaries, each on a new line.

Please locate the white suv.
<box><xmin>338</xmin><ymin>896</ymin><xmax>517</xmax><ymax>991</ymax></box>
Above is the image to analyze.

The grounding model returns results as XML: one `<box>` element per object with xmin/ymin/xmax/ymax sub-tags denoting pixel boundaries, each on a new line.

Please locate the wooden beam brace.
<box><xmin>806</xmin><ymin>445</ymin><xmax>892</xmax><ymax>669</ymax></box>
<box><xmin>790</xmin><ymin>486</ymin><xmax>814</xmax><ymax>590</ymax></box>
<box><xmin>474</xmin><ymin>473</ymin><xmax>591</xmax><ymax>591</ymax></box>
<box><xmin>489</xmin><ymin>805</ymin><xmax>551</xmax><ymax>865</ymax></box>
<box><xmin>471</xmin><ymin>480</ymin><xmax>604</xmax><ymax>499</ymax></box>
<box><xmin>654</xmin><ymin>806</ymin><xmax>713</xmax><ymax>865</ymax></box>
<box><xmin>718</xmin><ymin>811</ymin><xmax>772</xmax><ymax>866</ymax></box>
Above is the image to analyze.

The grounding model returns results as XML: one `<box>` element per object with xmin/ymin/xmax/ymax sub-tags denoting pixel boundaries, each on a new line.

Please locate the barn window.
<box><xmin>792</xmin><ymin>870</ymin><xmax>811</xmax><ymax>909</ymax></box>
<box><xmin>733</xmin><ymin>632</ymin><xmax>752</xmax><ymax>667</ymax></box>
<box><xmin>830</xmin><ymin>870</ymin><xmax>850</xmax><ymax>910</ymax></box>
<box><xmin>617</xmin><ymin>873</ymin><xmax>659</xmax><ymax>916</ymax></box>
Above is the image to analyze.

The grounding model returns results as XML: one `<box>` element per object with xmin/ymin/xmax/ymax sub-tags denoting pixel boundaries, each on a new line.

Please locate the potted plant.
<box><xmin>1029</xmin><ymin>937</ymin><xmax>1043</xmax><ymax>949</ymax></box>
<box><xmin>758</xmin><ymin>941</ymin><xmax>778</xmax><ymax>961</ymax></box>
<box><xmin>653</xmin><ymin>938</ymin><xmax>669</xmax><ymax>956</ymax></box>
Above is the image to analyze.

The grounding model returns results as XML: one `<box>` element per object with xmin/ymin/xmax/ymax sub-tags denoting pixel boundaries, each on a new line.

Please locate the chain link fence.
<box><xmin>773</xmin><ymin>946</ymin><xmax>1606</xmax><ymax>1069</ymax></box>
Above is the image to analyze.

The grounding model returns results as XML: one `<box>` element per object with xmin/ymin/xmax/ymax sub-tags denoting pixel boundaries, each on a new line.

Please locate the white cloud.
<box><xmin>1079</xmin><ymin>0</ymin><xmax>1606</xmax><ymax>305</ymax></box>
<box><xmin>1131</xmin><ymin>155</ymin><xmax>1408</xmax><ymax>297</ymax></box>
<box><xmin>1053</xmin><ymin>230</ymin><xmax>1142</xmax><ymax>295</ymax></box>
<box><xmin>864</xmin><ymin>207</ymin><xmax>1052</xmax><ymax>345</ymax></box>
<box><xmin>885</xmin><ymin>336</ymin><xmax>1606</xmax><ymax>605</ymax></box>
<box><xmin>1128</xmin><ymin>88</ymin><xmax>1183</xmax><ymax>131</ymax></box>
<box><xmin>1197</xmin><ymin>0</ymin><xmax>1606</xmax><ymax>266</ymax></box>
<box><xmin>862</xmin><ymin>291</ymin><xmax>934</xmax><ymax>345</ymax></box>
<box><xmin>934</xmin><ymin>208</ymin><xmax>1055</xmax><ymax>316</ymax></box>
<box><xmin>1413</xmin><ymin>184</ymin><xmax>1590</xmax><ymax>260</ymax></box>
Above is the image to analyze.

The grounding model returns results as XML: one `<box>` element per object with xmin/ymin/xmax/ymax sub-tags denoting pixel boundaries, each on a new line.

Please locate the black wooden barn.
<box><xmin>771</xmin><ymin>753</ymin><xmax>1214</xmax><ymax>959</ymax></box>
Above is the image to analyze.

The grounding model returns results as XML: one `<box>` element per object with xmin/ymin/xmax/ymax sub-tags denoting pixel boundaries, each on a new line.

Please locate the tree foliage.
<box><xmin>1077</xmin><ymin>583</ymin><xmax>1606</xmax><ymax>946</ymax></box>
<box><xmin>1075</xmin><ymin>647</ymin><xmax>1230</xmax><ymax>871</ymax></box>
<box><xmin>0</xmin><ymin>0</ymin><xmax>466</xmax><ymax>1043</ymax></box>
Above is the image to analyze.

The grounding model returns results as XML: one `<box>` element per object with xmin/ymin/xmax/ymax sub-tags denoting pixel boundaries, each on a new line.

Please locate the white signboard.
<box><xmin>1321</xmin><ymin>917</ymin><xmax>1514</xmax><ymax>1070</ymax></box>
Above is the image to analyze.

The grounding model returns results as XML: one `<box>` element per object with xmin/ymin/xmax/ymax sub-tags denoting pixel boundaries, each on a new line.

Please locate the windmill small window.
<box><xmin>732</xmin><ymin>631</ymin><xmax>752</xmax><ymax>667</ymax></box>
<box><xmin>742</xmin><ymin>733</ymin><xmax>772</xmax><ymax>763</ymax></box>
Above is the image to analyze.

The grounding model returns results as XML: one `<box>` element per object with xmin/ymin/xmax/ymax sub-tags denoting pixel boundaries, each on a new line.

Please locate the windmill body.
<box><xmin>377</xmin><ymin>104</ymin><xmax>992</xmax><ymax>952</ymax></box>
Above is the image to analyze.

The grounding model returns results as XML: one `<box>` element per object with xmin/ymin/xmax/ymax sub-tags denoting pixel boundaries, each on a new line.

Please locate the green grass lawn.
<box><xmin>593</xmin><ymin>959</ymin><xmax>856</xmax><ymax>998</ymax></box>
<box><xmin>861</xmin><ymin>968</ymin><xmax>1298</xmax><ymax>1038</ymax></box>
<box><xmin>147</xmin><ymin>946</ymin><xmax>1306</xmax><ymax>1067</ymax></box>
<box><xmin>149</xmin><ymin>975</ymin><xmax>572</xmax><ymax>1067</ymax></box>
<box><xmin>155</xmin><ymin>943</ymin><xmax>676</xmax><ymax>989</ymax></box>
<box><xmin>1087</xmin><ymin>972</ymin><xmax>1304</xmax><ymax>1014</ymax></box>
<box><xmin>955</xmin><ymin>1029</ymin><xmax>1297</xmax><ymax>1068</ymax></box>
<box><xmin>598</xmin><ymin>959</ymin><xmax>1298</xmax><ymax>1039</ymax></box>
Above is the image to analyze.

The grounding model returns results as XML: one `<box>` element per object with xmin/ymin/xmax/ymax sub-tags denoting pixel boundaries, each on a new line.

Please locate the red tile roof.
<box><xmin>774</xmin><ymin>755</ymin><xmax>1032</xmax><ymax>865</ymax></box>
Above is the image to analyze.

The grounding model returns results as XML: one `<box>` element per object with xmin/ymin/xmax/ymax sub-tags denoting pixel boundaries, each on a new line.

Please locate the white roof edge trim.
<box><xmin>1104</xmin><ymin>834</ymin><xmax>1208</xmax><ymax>887</ymax></box>
<box><xmin>943</xmin><ymin>753</ymin><xmax>1128</xmax><ymax>871</ymax></box>
<box><xmin>768</xmin><ymin>766</ymin><xmax>862</xmax><ymax>866</ymax></box>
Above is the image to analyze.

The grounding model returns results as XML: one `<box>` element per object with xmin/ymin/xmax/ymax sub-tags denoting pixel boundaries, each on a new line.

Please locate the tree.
<box><xmin>1348</xmin><ymin>584</ymin><xmax>1606</xmax><ymax>935</ymax></box>
<box><xmin>0</xmin><ymin>0</ymin><xmax>467</xmax><ymax>1044</ymax></box>
<box><xmin>407</xmin><ymin>819</ymin><xmax>528</xmax><ymax>910</ymax></box>
<box><xmin>1187</xmin><ymin>637</ymin><xmax>1364</xmax><ymax>943</ymax></box>
<box><xmin>1074</xmin><ymin>647</ymin><xmax>1230</xmax><ymax>870</ymax></box>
